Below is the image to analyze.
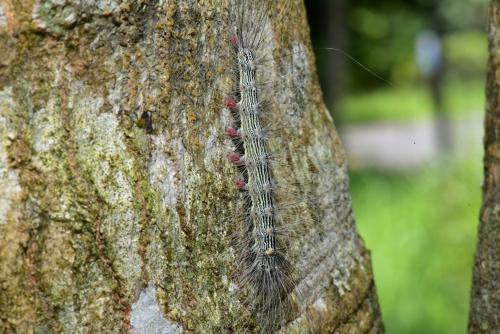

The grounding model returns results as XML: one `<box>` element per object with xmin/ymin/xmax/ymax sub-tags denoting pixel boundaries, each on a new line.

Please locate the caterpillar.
<box><xmin>223</xmin><ymin>0</ymin><xmax>300</xmax><ymax>332</ymax></box>
<box><xmin>220</xmin><ymin>0</ymin><xmax>378</xmax><ymax>332</ymax></box>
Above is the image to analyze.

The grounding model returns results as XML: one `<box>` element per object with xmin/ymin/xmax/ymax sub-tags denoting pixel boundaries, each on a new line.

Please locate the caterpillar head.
<box><xmin>238</xmin><ymin>48</ymin><xmax>255</xmax><ymax>68</ymax></box>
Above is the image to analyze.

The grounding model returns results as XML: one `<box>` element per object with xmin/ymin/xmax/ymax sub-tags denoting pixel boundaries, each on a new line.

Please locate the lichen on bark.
<box><xmin>0</xmin><ymin>1</ymin><xmax>382</xmax><ymax>333</ymax></box>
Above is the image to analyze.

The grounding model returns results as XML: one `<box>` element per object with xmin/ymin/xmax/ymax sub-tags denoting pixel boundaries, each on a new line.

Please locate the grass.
<box><xmin>349</xmin><ymin>154</ymin><xmax>482</xmax><ymax>333</ymax></box>
<box><xmin>338</xmin><ymin>80</ymin><xmax>485</xmax><ymax>124</ymax></box>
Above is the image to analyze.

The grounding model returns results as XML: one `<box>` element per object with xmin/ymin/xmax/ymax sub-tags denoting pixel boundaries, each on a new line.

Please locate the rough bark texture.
<box><xmin>469</xmin><ymin>1</ymin><xmax>500</xmax><ymax>333</ymax></box>
<box><xmin>0</xmin><ymin>1</ymin><xmax>382</xmax><ymax>333</ymax></box>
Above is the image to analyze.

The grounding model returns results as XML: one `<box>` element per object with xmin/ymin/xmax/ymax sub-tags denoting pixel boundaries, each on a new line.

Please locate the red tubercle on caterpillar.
<box><xmin>228</xmin><ymin>152</ymin><xmax>244</xmax><ymax>166</ymax></box>
<box><xmin>234</xmin><ymin>177</ymin><xmax>247</xmax><ymax>190</ymax></box>
<box><xmin>225</xmin><ymin>127</ymin><xmax>238</xmax><ymax>138</ymax></box>
<box><xmin>225</xmin><ymin>98</ymin><xmax>237</xmax><ymax>110</ymax></box>
<box><xmin>229</xmin><ymin>35</ymin><xmax>238</xmax><ymax>47</ymax></box>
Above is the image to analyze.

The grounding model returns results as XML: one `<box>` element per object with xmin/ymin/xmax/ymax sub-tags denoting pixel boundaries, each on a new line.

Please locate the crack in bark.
<box><xmin>95</xmin><ymin>214</ymin><xmax>132</xmax><ymax>334</ymax></box>
<box><xmin>25</xmin><ymin>228</ymin><xmax>63</xmax><ymax>332</ymax></box>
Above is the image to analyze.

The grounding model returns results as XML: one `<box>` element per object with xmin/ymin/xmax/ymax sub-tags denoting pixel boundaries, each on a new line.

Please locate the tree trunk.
<box><xmin>468</xmin><ymin>1</ymin><xmax>500</xmax><ymax>332</ymax></box>
<box><xmin>0</xmin><ymin>1</ymin><xmax>381</xmax><ymax>333</ymax></box>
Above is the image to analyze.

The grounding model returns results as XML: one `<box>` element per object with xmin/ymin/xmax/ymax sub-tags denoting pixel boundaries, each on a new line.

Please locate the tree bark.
<box><xmin>468</xmin><ymin>1</ymin><xmax>500</xmax><ymax>333</ymax></box>
<box><xmin>0</xmin><ymin>1</ymin><xmax>381</xmax><ymax>333</ymax></box>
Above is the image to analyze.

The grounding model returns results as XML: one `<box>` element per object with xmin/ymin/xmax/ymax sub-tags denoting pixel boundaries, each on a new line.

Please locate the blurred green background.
<box><xmin>305</xmin><ymin>0</ymin><xmax>488</xmax><ymax>333</ymax></box>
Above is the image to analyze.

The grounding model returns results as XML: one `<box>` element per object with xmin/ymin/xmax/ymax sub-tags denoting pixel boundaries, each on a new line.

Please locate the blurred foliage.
<box><xmin>305</xmin><ymin>1</ymin><xmax>489</xmax><ymax>333</ymax></box>
<box><xmin>340</xmin><ymin>79</ymin><xmax>485</xmax><ymax>123</ymax></box>
<box><xmin>351</xmin><ymin>155</ymin><xmax>481</xmax><ymax>333</ymax></box>
<box><xmin>443</xmin><ymin>31</ymin><xmax>488</xmax><ymax>80</ymax></box>
<box><xmin>435</xmin><ymin>0</ymin><xmax>490</xmax><ymax>30</ymax></box>
<box><xmin>307</xmin><ymin>0</ymin><xmax>489</xmax><ymax>92</ymax></box>
<box><xmin>348</xmin><ymin>5</ymin><xmax>424</xmax><ymax>88</ymax></box>
<box><xmin>340</xmin><ymin>85</ymin><xmax>432</xmax><ymax>123</ymax></box>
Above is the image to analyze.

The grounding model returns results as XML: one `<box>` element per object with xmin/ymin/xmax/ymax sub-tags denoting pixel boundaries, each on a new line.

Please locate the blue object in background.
<box><xmin>416</xmin><ymin>30</ymin><xmax>443</xmax><ymax>78</ymax></box>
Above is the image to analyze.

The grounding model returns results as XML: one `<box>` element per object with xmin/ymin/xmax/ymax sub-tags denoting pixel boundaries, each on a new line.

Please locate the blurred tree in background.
<box><xmin>469</xmin><ymin>1</ymin><xmax>500</xmax><ymax>332</ymax></box>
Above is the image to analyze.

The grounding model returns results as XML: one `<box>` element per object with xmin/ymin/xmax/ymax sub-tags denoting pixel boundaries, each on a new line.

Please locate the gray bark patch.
<box><xmin>131</xmin><ymin>284</ymin><xmax>183</xmax><ymax>334</ymax></box>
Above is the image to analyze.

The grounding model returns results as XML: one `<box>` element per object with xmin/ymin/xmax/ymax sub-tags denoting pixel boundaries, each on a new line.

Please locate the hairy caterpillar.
<box><xmin>219</xmin><ymin>0</ymin><xmax>379</xmax><ymax>332</ymax></box>
<box><xmin>223</xmin><ymin>0</ymin><xmax>305</xmax><ymax>331</ymax></box>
